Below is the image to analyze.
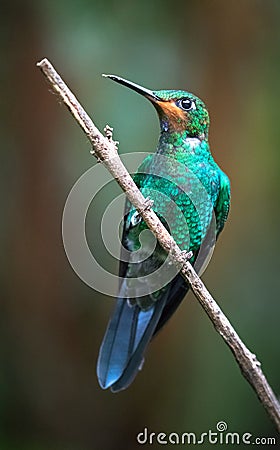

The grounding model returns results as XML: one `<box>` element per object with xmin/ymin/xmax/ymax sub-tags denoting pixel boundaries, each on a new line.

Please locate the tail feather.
<box><xmin>97</xmin><ymin>288</ymin><xmax>168</xmax><ymax>391</ymax></box>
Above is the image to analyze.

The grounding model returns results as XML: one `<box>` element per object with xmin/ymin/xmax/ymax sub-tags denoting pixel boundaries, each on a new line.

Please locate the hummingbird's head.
<box><xmin>103</xmin><ymin>74</ymin><xmax>209</xmax><ymax>140</ymax></box>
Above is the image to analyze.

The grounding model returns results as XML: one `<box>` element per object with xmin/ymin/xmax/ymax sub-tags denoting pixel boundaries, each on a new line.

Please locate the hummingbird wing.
<box><xmin>152</xmin><ymin>237</ymin><xmax>211</xmax><ymax>338</ymax></box>
<box><xmin>152</xmin><ymin>273</ymin><xmax>189</xmax><ymax>336</ymax></box>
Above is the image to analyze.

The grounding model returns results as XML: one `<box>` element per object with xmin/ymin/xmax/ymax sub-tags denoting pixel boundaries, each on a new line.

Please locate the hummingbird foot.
<box><xmin>132</xmin><ymin>197</ymin><xmax>154</xmax><ymax>223</ymax></box>
<box><xmin>141</xmin><ymin>196</ymin><xmax>154</xmax><ymax>212</ymax></box>
<box><xmin>178</xmin><ymin>250</ymin><xmax>193</xmax><ymax>266</ymax></box>
<box><xmin>169</xmin><ymin>246</ymin><xmax>193</xmax><ymax>270</ymax></box>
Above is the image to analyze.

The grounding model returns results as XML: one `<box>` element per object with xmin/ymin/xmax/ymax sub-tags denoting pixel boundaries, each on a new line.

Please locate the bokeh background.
<box><xmin>1</xmin><ymin>0</ymin><xmax>280</xmax><ymax>448</ymax></box>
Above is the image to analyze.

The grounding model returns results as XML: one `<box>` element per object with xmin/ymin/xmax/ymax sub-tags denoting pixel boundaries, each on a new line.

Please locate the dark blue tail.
<box><xmin>97</xmin><ymin>291</ymin><xmax>168</xmax><ymax>392</ymax></box>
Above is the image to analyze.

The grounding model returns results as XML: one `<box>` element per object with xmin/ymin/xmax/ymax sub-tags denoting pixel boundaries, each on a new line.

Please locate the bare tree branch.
<box><xmin>37</xmin><ymin>58</ymin><xmax>280</xmax><ymax>433</ymax></box>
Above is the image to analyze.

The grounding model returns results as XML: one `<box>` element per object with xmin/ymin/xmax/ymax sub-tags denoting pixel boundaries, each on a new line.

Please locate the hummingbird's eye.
<box><xmin>177</xmin><ymin>98</ymin><xmax>196</xmax><ymax>111</ymax></box>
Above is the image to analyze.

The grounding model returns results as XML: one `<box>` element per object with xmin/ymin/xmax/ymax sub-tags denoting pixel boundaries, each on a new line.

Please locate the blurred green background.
<box><xmin>1</xmin><ymin>0</ymin><xmax>280</xmax><ymax>448</ymax></box>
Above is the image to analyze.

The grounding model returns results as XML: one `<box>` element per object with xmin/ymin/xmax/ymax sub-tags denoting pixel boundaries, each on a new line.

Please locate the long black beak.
<box><xmin>102</xmin><ymin>74</ymin><xmax>161</xmax><ymax>102</ymax></box>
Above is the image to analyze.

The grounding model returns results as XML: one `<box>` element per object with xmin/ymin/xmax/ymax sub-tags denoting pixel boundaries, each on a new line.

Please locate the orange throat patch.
<box><xmin>156</xmin><ymin>100</ymin><xmax>187</xmax><ymax>132</ymax></box>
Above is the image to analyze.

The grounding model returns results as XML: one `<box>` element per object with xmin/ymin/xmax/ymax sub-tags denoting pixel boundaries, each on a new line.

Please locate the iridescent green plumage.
<box><xmin>97</xmin><ymin>76</ymin><xmax>230</xmax><ymax>391</ymax></box>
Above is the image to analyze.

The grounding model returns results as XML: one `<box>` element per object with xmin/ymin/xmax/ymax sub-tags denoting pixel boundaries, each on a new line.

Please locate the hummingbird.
<box><xmin>97</xmin><ymin>75</ymin><xmax>230</xmax><ymax>392</ymax></box>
